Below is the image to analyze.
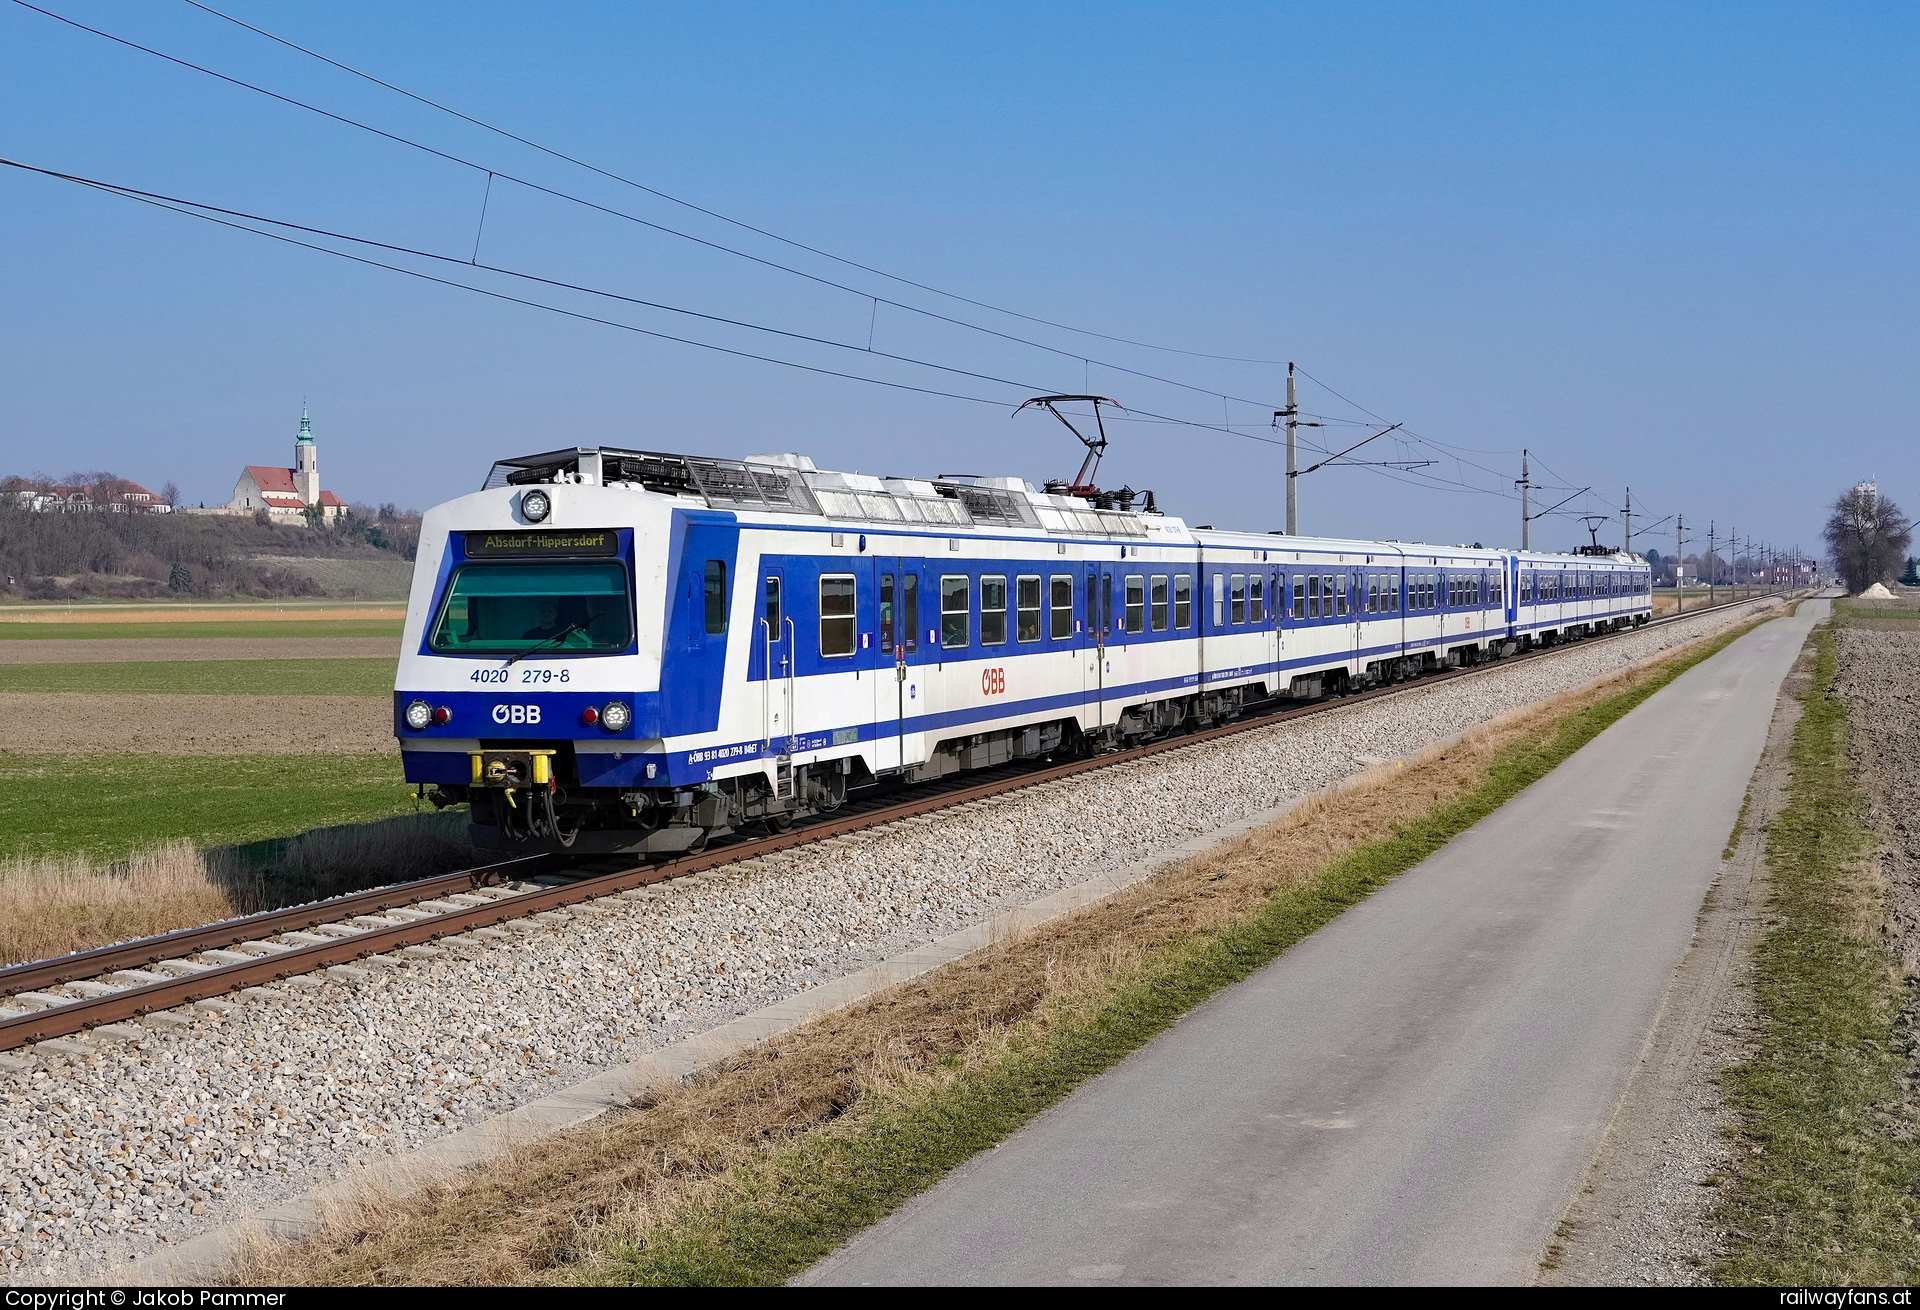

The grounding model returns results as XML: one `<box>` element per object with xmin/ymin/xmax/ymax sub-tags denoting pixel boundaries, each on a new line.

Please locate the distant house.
<box><xmin>227</xmin><ymin>405</ymin><xmax>347</xmax><ymax>521</ymax></box>
<box><xmin>1</xmin><ymin>477</ymin><xmax>169</xmax><ymax>513</ymax></box>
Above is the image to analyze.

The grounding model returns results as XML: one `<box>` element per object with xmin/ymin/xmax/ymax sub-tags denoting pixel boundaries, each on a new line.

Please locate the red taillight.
<box><xmin>580</xmin><ymin>706</ymin><xmax>600</xmax><ymax>727</ymax></box>
<box><xmin>431</xmin><ymin>706</ymin><xmax>451</xmax><ymax>726</ymax></box>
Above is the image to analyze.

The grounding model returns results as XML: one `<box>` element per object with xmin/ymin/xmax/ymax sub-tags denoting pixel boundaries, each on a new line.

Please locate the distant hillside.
<box><xmin>0</xmin><ymin>490</ymin><xmax>421</xmax><ymax>601</ymax></box>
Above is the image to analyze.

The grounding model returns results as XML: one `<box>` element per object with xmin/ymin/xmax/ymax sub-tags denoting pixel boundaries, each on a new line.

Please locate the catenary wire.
<box><xmin>0</xmin><ymin>155</ymin><xmax>1302</xmax><ymax>454</ymax></box>
<box><xmin>174</xmin><ymin>0</ymin><xmax>1290</xmax><ymax>366</ymax></box>
<box><xmin>9</xmin><ymin>0</ymin><xmax>1294</xmax><ymax>413</ymax></box>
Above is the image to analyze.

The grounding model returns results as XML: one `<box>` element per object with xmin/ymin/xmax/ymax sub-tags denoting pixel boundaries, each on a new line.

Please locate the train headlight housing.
<box><xmin>520</xmin><ymin>489</ymin><xmax>551</xmax><ymax>523</ymax></box>
<box><xmin>600</xmin><ymin>701</ymin><xmax>631</xmax><ymax>732</ymax></box>
<box><xmin>432</xmin><ymin>706</ymin><xmax>451</xmax><ymax>726</ymax></box>
<box><xmin>404</xmin><ymin>699</ymin><xmax>433</xmax><ymax>731</ymax></box>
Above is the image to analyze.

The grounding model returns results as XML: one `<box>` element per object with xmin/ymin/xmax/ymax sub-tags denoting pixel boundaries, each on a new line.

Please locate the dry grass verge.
<box><xmin>220</xmin><ymin>617</ymin><xmax>1773</xmax><ymax>1288</ymax></box>
<box><xmin>0</xmin><ymin>812</ymin><xmax>476</xmax><ymax>966</ymax></box>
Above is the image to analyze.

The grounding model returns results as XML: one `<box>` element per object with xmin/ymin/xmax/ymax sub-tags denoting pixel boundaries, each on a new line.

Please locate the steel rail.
<box><xmin>0</xmin><ymin>854</ymin><xmax>559</xmax><ymax>997</ymax></box>
<box><xmin>0</xmin><ymin>593</ymin><xmax>1783</xmax><ymax>1054</ymax></box>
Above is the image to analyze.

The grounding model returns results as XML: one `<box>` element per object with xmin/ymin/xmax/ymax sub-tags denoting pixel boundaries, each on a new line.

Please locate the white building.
<box><xmin>228</xmin><ymin>405</ymin><xmax>347</xmax><ymax>521</ymax></box>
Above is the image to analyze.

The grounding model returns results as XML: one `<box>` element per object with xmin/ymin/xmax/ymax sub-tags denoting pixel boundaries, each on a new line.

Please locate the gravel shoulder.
<box><xmin>0</xmin><ymin>601</ymin><xmax>1782</xmax><ymax>1281</ymax></box>
<box><xmin>1538</xmin><ymin>626</ymin><xmax>1813</xmax><ymax>1284</ymax></box>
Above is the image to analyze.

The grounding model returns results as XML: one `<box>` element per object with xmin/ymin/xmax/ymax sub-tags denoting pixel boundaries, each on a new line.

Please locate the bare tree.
<box><xmin>160</xmin><ymin>481</ymin><xmax>180</xmax><ymax>508</ymax></box>
<box><xmin>1823</xmin><ymin>483</ymin><xmax>1913</xmax><ymax>593</ymax></box>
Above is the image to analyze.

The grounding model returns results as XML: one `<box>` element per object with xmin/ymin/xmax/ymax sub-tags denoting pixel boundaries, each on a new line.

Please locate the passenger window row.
<box><xmin>940</xmin><ymin>571</ymin><xmax>1198</xmax><ymax>649</ymax></box>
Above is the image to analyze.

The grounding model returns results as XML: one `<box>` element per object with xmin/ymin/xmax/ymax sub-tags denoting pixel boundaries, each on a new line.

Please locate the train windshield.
<box><xmin>428</xmin><ymin>561</ymin><xmax>632</xmax><ymax>654</ymax></box>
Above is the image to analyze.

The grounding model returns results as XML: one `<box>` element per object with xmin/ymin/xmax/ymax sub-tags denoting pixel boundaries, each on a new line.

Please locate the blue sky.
<box><xmin>1</xmin><ymin>0</ymin><xmax>1913</xmax><ymax>559</ymax></box>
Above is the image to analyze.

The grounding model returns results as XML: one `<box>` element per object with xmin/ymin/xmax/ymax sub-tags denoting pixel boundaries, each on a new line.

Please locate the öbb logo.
<box><xmin>491</xmin><ymin>703</ymin><xmax>543</xmax><ymax>724</ymax></box>
<box><xmin>980</xmin><ymin>668</ymin><xmax>1006</xmax><ymax>695</ymax></box>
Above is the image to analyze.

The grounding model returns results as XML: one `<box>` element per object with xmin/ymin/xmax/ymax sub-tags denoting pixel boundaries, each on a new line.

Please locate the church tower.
<box><xmin>293</xmin><ymin>403</ymin><xmax>319</xmax><ymax>507</ymax></box>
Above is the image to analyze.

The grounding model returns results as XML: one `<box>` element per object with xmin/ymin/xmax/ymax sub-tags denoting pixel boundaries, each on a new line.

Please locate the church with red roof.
<box><xmin>226</xmin><ymin>405</ymin><xmax>348</xmax><ymax>521</ymax></box>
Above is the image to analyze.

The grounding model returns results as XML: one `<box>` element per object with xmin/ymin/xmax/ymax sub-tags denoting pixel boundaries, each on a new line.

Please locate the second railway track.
<box><xmin>0</xmin><ymin>594</ymin><xmax>1789</xmax><ymax>1057</ymax></box>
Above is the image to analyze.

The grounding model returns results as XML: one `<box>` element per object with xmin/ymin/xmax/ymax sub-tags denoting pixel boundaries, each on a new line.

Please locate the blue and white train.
<box><xmin>393</xmin><ymin>447</ymin><xmax>1651</xmax><ymax>854</ymax></box>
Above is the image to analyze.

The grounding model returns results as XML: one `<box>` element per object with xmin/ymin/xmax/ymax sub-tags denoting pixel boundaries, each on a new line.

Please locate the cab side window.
<box><xmin>703</xmin><ymin>560</ymin><xmax>728</xmax><ymax>635</ymax></box>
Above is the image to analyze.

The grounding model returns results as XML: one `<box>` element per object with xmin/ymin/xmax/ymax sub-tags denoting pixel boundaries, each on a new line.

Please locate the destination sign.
<box><xmin>464</xmin><ymin>529</ymin><xmax>620</xmax><ymax>558</ymax></box>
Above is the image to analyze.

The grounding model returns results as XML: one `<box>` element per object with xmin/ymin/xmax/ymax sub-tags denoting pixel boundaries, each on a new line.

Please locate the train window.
<box><xmin>879</xmin><ymin>574</ymin><xmax>894</xmax><ymax>653</ymax></box>
<box><xmin>1125</xmin><ymin>575</ymin><xmax>1145</xmax><ymax>634</ymax></box>
<box><xmin>1325</xmin><ymin>575</ymin><xmax>1338</xmax><ymax>617</ymax></box>
<box><xmin>765</xmin><ymin>576</ymin><xmax>782</xmax><ymax>631</ymax></box>
<box><xmin>981</xmin><ymin>575</ymin><xmax>1008</xmax><ymax>646</ymax></box>
<box><xmin>429</xmin><ymin>561</ymin><xmax>632</xmax><ymax>655</ymax></box>
<box><xmin>941</xmin><ymin>575</ymin><xmax>970</xmax><ymax>649</ymax></box>
<box><xmin>1151</xmin><ymin>575</ymin><xmax>1169</xmax><ymax>632</ymax></box>
<box><xmin>1016</xmin><ymin>575</ymin><xmax>1042</xmax><ymax>642</ymax></box>
<box><xmin>902</xmin><ymin>574</ymin><xmax>919</xmax><ymax>653</ymax></box>
<box><xmin>1050</xmin><ymin>575</ymin><xmax>1074</xmax><ymax>639</ymax></box>
<box><xmin>703</xmin><ymin>560</ymin><xmax>728</xmax><ymax>635</ymax></box>
<box><xmin>1292</xmin><ymin>575</ymin><xmax>1305</xmax><ymax>620</ymax></box>
<box><xmin>1213</xmin><ymin>573</ymin><xmax>1226</xmax><ymax>627</ymax></box>
<box><xmin>1366</xmin><ymin>576</ymin><xmax>1377</xmax><ymax>614</ymax></box>
<box><xmin>819</xmin><ymin>574</ymin><xmax>856</xmax><ymax>657</ymax></box>
<box><xmin>1230</xmin><ymin>574</ymin><xmax>1246</xmax><ymax>624</ymax></box>
<box><xmin>1175</xmin><ymin>574</ymin><xmax>1193</xmax><ymax>629</ymax></box>
<box><xmin>1335</xmin><ymin>576</ymin><xmax>1348</xmax><ymax>617</ymax></box>
<box><xmin>1307</xmin><ymin>573</ymin><xmax>1320</xmax><ymax>618</ymax></box>
<box><xmin>1250</xmin><ymin>575</ymin><xmax>1264</xmax><ymax>624</ymax></box>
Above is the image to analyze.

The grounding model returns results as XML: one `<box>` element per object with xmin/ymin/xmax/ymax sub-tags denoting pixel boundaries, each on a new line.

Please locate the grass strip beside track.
<box><xmin>0</xmin><ymin>657</ymin><xmax>395</xmax><ymax>697</ymax></box>
<box><xmin>0</xmin><ymin>752</ymin><xmax>419</xmax><ymax>864</ymax></box>
<box><xmin>592</xmin><ymin>619</ymin><xmax>1766</xmax><ymax>1286</ymax></box>
<box><xmin>1713</xmin><ymin>625</ymin><xmax>1920</xmax><ymax>1284</ymax></box>
<box><xmin>0</xmin><ymin>620</ymin><xmax>402</xmax><ymax>641</ymax></box>
<box><xmin>228</xmin><ymin>616</ymin><xmax>1773</xmax><ymax>1287</ymax></box>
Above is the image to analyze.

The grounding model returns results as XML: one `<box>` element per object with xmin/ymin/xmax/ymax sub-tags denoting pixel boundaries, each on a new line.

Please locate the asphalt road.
<box><xmin>803</xmin><ymin>603</ymin><xmax>1824</xmax><ymax>1286</ymax></box>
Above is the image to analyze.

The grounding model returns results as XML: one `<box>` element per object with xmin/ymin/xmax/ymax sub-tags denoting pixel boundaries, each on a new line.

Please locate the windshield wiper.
<box><xmin>504</xmin><ymin>621</ymin><xmax>586</xmax><ymax>668</ymax></box>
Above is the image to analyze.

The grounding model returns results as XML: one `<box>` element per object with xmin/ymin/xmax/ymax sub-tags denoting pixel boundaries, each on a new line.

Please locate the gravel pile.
<box><xmin>2</xmin><ymin>600</ymin><xmax>1776</xmax><ymax>1278</ymax></box>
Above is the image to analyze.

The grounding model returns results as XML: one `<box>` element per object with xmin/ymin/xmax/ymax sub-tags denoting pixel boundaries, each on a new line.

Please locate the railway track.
<box><xmin>0</xmin><ymin>594</ymin><xmax>1787</xmax><ymax>1057</ymax></box>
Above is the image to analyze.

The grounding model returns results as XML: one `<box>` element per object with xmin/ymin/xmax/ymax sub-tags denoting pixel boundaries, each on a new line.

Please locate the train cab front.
<box><xmin>392</xmin><ymin>474</ymin><xmax>677</xmax><ymax>856</ymax></box>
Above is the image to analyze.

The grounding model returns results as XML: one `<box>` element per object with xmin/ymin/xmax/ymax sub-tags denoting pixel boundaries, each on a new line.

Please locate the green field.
<box><xmin>0</xmin><ymin>657</ymin><xmax>395</xmax><ymax>697</ymax></box>
<box><xmin>0</xmin><ymin>619</ymin><xmax>404</xmax><ymax>641</ymax></box>
<box><xmin>0</xmin><ymin>752</ymin><xmax>421</xmax><ymax>863</ymax></box>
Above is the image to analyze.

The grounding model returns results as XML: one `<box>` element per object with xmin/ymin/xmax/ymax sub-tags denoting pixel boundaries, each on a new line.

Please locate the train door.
<box><xmin>1084</xmin><ymin>567</ymin><xmax>1110</xmax><ymax>733</ymax></box>
<box><xmin>873</xmin><ymin>560</ymin><xmax>923</xmax><ymax>774</ymax></box>
<box><xmin>1506</xmin><ymin>555</ymin><xmax>1519</xmax><ymax>638</ymax></box>
<box><xmin>1268</xmin><ymin>569</ymin><xmax>1282</xmax><ymax>692</ymax></box>
<box><xmin>756</xmin><ymin>565</ymin><xmax>793</xmax><ymax>760</ymax></box>
<box><xmin>1349</xmin><ymin>568</ymin><xmax>1363</xmax><ymax>675</ymax></box>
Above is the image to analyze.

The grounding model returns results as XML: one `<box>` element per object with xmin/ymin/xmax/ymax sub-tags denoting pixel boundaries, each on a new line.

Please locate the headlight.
<box><xmin>432</xmin><ymin>706</ymin><xmax>451</xmax><ymax>726</ymax></box>
<box><xmin>521</xmin><ymin>489</ymin><xmax>551</xmax><ymax>523</ymax></box>
<box><xmin>404</xmin><ymin>699</ymin><xmax>432</xmax><ymax>731</ymax></box>
<box><xmin>600</xmin><ymin>701</ymin><xmax>631</xmax><ymax>732</ymax></box>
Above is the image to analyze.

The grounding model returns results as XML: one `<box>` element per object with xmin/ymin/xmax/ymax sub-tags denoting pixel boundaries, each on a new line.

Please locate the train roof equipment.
<box><xmin>481</xmin><ymin>444</ymin><xmax>1153</xmax><ymax>538</ymax></box>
